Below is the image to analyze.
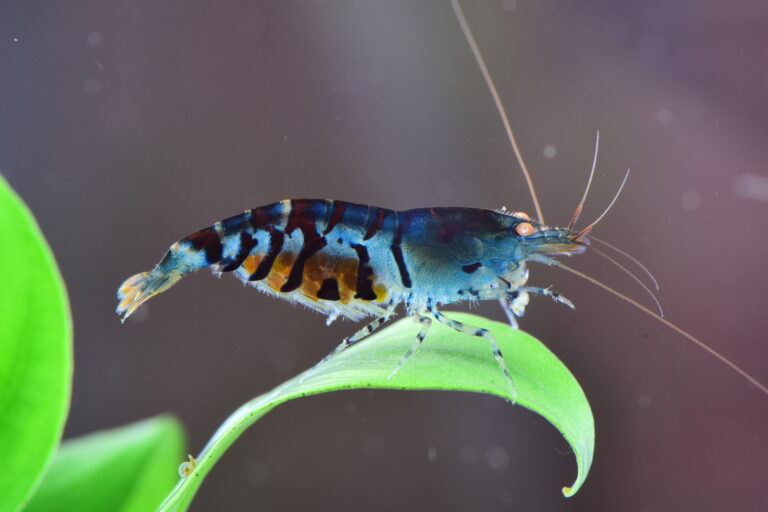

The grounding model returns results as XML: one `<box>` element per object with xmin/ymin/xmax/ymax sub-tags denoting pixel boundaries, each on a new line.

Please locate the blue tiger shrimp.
<box><xmin>116</xmin><ymin>0</ymin><xmax>768</xmax><ymax>400</ymax></box>
<box><xmin>117</xmin><ymin>197</ymin><xmax>592</xmax><ymax>397</ymax></box>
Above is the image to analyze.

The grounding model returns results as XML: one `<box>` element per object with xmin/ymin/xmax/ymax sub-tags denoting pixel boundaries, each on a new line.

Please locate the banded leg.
<box><xmin>388</xmin><ymin>316</ymin><xmax>432</xmax><ymax>379</ymax></box>
<box><xmin>429</xmin><ymin>306</ymin><xmax>517</xmax><ymax>402</ymax></box>
<box><xmin>302</xmin><ymin>304</ymin><xmax>397</xmax><ymax>379</ymax></box>
<box><xmin>517</xmin><ymin>286</ymin><xmax>574</xmax><ymax>309</ymax></box>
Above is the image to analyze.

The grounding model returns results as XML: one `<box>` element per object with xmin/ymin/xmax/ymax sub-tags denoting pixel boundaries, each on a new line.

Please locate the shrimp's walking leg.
<box><xmin>517</xmin><ymin>286</ymin><xmax>574</xmax><ymax>309</ymax></box>
<box><xmin>388</xmin><ymin>316</ymin><xmax>432</xmax><ymax>379</ymax></box>
<box><xmin>302</xmin><ymin>303</ymin><xmax>397</xmax><ymax>380</ymax></box>
<box><xmin>498</xmin><ymin>290</ymin><xmax>530</xmax><ymax>327</ymax></box>
<box><xmin>428</xmin><ymin>306</ymin><xmax>516</xmax><ymax>402</ymax></box>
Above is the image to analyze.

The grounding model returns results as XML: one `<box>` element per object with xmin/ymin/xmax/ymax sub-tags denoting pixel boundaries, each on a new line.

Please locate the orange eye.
<box><xmin>515</xmin><ymin>222</ymin><xmax>535</xmax><ymax>236</ymax></box>
<box><xmin>510</xmin><ymin>211</ymin><xmax>531</xmax><ymax>221</ymax></box>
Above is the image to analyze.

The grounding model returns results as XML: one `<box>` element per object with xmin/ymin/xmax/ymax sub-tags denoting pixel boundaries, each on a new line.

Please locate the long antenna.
<box><xmin>451</xmin><ymin>0</ymin><xmax>546</xmax><ymax>224</ymax></box>
<box><xmin>554</xmin><ymin>261</ymin><xmax>768</xmax><ymax>397</ymax></box>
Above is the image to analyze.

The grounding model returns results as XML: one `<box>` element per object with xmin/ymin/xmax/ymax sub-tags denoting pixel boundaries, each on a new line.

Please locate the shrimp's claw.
<box><xmin>553</xmin><ymin>292</ymin><xmax>575</xmax><ymax>310</ymax></box>
<box><xmin>518</xmin><ymin>286</ymin><xmax>575</xmax><ymax>310</ymax></box>
<box><xmin>116</xmin><ymin>268</ymin><xmax>182</xmax><ymax>322</ymax></box>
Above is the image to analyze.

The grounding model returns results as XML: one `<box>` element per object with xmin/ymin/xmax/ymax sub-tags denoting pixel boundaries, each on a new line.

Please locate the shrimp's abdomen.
<box><xmin>117</xmin><ymin>200</ymin><xmax>405</xmax><ymax>322</ymax></box>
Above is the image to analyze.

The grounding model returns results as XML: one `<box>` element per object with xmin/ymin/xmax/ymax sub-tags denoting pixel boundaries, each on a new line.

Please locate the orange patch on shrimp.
<box><xmin>299</xmin><ymin>254</ymin><xmax>360</xmax><ymax>303</ymax></box>
<box><xmin>373</xmin><ymin>283</ymin><xmax>388</xmax><ymax>301</ymax></box>
<box><xmin>264</xmin><ymin>252</ymin><xmax>297</xmax><ymax>291</ymax></box>
<box><xmin>334</xmin><ymin>258</ymin><xmax>359</xmax><ymax>303</ymax></box>
<box><xmin>247</xmin><ymin>251</ymin><xmax>387</xmax><ymax>305</ymax></box>
<box><xmin>241</xmin><ymin>253</ymin><xmax>264</xmax><ymax>275</ymax></box>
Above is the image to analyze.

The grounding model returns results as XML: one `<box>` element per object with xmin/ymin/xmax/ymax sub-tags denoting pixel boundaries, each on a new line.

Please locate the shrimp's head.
<box><xmin>507</xmin><ymin>212</ymin><xmax>589</xmax><ymax>264</ymax></box>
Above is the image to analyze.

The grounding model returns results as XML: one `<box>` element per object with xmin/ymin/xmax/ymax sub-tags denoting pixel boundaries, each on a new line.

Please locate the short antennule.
<box><xmin>574</xmin><ymin>169</ymin><xmax>631</xmax><ymax>241</ymax></box>
<box><xmin>568</xmin><ymin>131</ymin><xmax>600</xmax><ymax>231</ymax></box>
<box><xmin>590</xmin><ymin>236</ymin><xmax>660</xmax><ymax>291</ymax></box>
<box><xmin>589</xmin><ymin>245</ymin><xmax>664</xmax><ymax>317</ymax></box>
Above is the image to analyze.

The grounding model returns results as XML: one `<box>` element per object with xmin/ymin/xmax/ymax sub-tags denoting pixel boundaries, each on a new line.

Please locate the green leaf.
<box><xmin>0</xmin><ymin>176</ymin><xmax>72</xmax><ymax>512</ymax></box>
<box><xmin>159</xmin><ymin>312</ymin><xmax>594</xmax><ymax>511</ymax></box>
<box><xmin>23</xmin><ymin>416</ymin><xmax>185</xmax><ymax>512</ymax></box>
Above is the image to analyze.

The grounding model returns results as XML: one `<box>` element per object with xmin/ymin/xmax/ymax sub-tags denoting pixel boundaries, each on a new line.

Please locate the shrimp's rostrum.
<box><xmin>117</xmin><ymin>199</ymin><xmax>585</xmax><ymax>396</ymax></box>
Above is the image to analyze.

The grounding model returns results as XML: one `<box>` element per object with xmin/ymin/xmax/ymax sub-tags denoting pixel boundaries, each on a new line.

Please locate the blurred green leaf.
<box><xmin>24</xmin><ymin>416</ymin><xmax>185</xmax><ymax>512</ymax></box>
<box><xmin>159</xmin><ymin>313</ymin><xmax>594</xmax><ymax>511</ymax></box>
<box><xmin>0</xmin><ymin>176</ymin><xmax>72</xmax><ymax>512</ymax></box>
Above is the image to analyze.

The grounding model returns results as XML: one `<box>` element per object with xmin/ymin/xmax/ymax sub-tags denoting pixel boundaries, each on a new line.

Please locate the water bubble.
<box><xmin>84</xmin><ymin>78</ymin><xmax>102</xmax><ymax>96</ymax></box>
<box><xmin>656</xmin><ymin>108</ymin><xmax>673</xmax><ymax>124</ymax></box>
<box><xmin>543</xmin><ymin>145</ymin><xmax>557</xmax><ymax>159</ymax></box>
<box><xmin>639</xmin><ymin>34</ymin><xmax>667</xmax><ymax>62</ymax></box>
<box><xmin>246</xmin><ymin>461</ymin><xmax>269</xmax><ymax>484</ymax></box>
<box><xmin>361</xmin><ymin>434</ymin><xmax>383</xmax><ymax>457</ymax></box>
<box><xmin>681</xmin><ymin>191</ymin><xmax>702</xmax><ymax>211</ymax></box>
<box><xmin>87</xmin><ymin>31</ymin><xmax>102</xmax><ymax>46</ymax></box>
<box><xmin>485</xmin><ymin>445</ymin><xmax>510</xmax><ymax>470</ymax></box>
<box><xmin>502</xmin><ymin>0</ymin><xmax>518</xmax><ymax>11</ymax></box>
<box><xmin>733</xmin><ymin>174</ymin><xmax>768</xmax><ymax>202</ymax></box>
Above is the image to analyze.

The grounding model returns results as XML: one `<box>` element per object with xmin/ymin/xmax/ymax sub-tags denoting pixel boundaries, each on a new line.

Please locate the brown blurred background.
<box><xmin>2</xmin><ymin>1</ymin><xmax>768</xmax><ymax>510</ymax></box>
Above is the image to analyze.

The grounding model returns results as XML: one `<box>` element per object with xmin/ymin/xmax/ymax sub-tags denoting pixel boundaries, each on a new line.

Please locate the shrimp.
<box><xmin>116</xmin><ymin>0</ymin><xmax>768</xmax><ymax>400</ymax></box>
<box><xmin>117</xmin><ymin>198</ymin><xmax>592</xmax><ymax>398</ymax></box>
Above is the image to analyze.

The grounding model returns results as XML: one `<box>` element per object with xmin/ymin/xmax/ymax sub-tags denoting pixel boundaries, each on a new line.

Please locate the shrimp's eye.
<box><xmin>515</xmin><ymin>222</ymin><xmax>535</xmax><ymax>236</ymax></box>
<box><xmin>510</xmin><ymin>211</ymin><xmax>531</xmax><ymax>221</ymax></box>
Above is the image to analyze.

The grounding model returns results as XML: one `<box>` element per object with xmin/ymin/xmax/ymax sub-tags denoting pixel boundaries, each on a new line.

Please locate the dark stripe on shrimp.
<box><xmin>352</xmin><ymin>244</ymin><xmax>377</xmax><ymax>300</ymax></box>
<box><xmin>249</xmin><ymin>207</ymin><xmax>274</xmax><ymax>230</ymax></box>
<box><xmin>462</xmin><ymin>262</ymin><xmax>482</xmax><ymax>273</ymax></box>
<box><xmin>249</xmin><ymin>228</ymin><xmax>284</xmax><ymax>281</ymax></box>
<box><xmin>185</xmin><ymin>227</ymin><xmax>223</xmax><ymax>264</ymax></box>
<box><xmin>317</xmin><ymin>277</ymin><xmax>341</xmax><ymax>301</ymax></box>
<box><xmin>390</xmin><ymin>217</ymin><xmax>412</xmax><ymax>288</ymax></box>
<box><xmin>279</xmin><ymin>200</ymin><xmax>330</xmax><ymax>292</ymax></box>
<box><xmin>323</xmin><ymin>200</ymin><xmax>346</xmax><ymax>235</ymax></box>
<box><xmin>281</xmin><ymin>237</ymin><xmax>327</xmax><ymax>292</ymax></box>
<box><xmin>363</xmin><ymin>207</ymin><xmax>387</xmax><ymax>241</ymax></box>
<box><xmin>220</xmin><ymin>231</ymin><xmax>257</xmax><ymax>272</ymax></box>
<box><xmin>220</xmin><ymin>212</ymin><xmax>248</xmax><ymax>236</ymax></box>
<box><xmin>285</xmin><ymin>199</ymin><xmax>322</xmax><ymax>237</ymax></box>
